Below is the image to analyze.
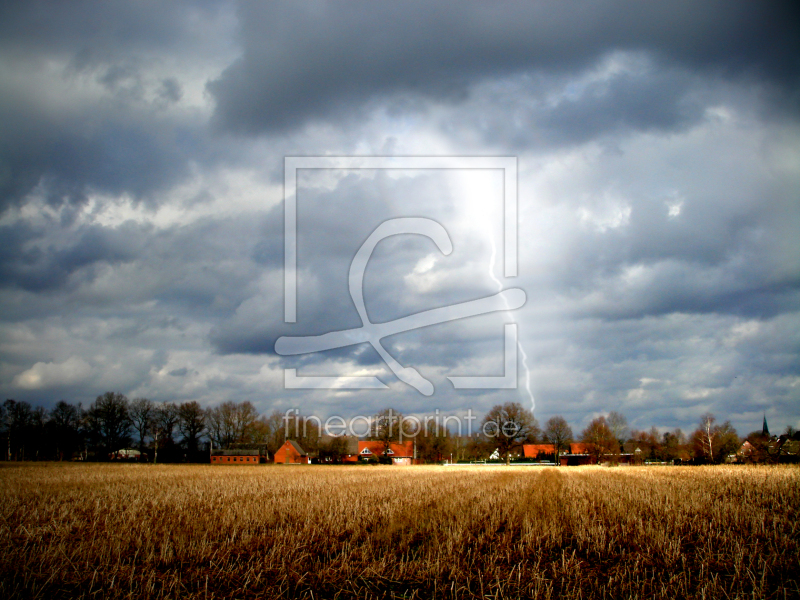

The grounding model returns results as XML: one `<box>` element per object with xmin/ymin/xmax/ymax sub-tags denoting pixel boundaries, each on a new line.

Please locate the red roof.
<box><xmin>568</xmin><ymin>442</ymin><xmax>591</xmax><ymax>455</ymax></box>
<box><xmin>358</xmin><ymin>440</ymin><xmax>414</xmax><ymax>458</ymax></box>
<box><xmin>522</xmin><ymin>444</ymin><xmax>556</xmax><ymax>458</ymax></box>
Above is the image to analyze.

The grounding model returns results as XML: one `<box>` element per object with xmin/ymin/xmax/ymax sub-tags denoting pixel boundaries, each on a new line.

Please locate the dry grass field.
<box><xmin>1</xmin><ymin>463</ymin><xmax>798</xmax><ymax>599</ymax></box>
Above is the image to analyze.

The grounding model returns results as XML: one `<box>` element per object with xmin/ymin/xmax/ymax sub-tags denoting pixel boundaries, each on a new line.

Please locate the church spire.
<box><xmin>762</xmin><ymin>413</ymin><xmax>770</xmax><ymax>438</ymax></box>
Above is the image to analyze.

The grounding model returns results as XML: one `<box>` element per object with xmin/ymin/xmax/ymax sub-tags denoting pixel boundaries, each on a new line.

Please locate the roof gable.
<box><xmin>522</xmin><ymin>444</ymin><xmax>556</xmax><ymax>458</ymax></box>
<box><xmin>285</xmin><ymin>440</ymin><xmax>308</xmax><ymax>456</ymax></box>
<box><xmin>358</xmin><ymin>440</ymin><xmax>414</xmax><ymax>457</ymax></box>
<box><xmin>568</xmin><ymin>442</ymin><xmax>591</xmax><ymax>455</ymax></box>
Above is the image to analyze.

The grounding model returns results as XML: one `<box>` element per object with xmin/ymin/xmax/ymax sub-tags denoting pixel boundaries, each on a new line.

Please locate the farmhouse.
<box><xmin>211</xmin><ymin>449</ymin><xmax>266</xmax><ymax>464</ymax></box>
<box><xmin>357</xmin><ymin>440</ymin><xmax>415</xmax><ymax>465</ymax></box>
<box><xmin>110</xmin><ymin>448</ymin><xmax>142</xmax><ymax>461</ymax></box>
<box><xmin>559</xmin><ymin>442</ymin><xmax>595</xmax><ymax>466</ymax></box>
<box><xmin>274</xmin><ymin>440</ymin><xmax>310</xmax><ymax>464</ymax></box>
<box><xmin>522</xmin><ymin>444</ymin><xmax>556</xmax><ymax>461</ymax></box>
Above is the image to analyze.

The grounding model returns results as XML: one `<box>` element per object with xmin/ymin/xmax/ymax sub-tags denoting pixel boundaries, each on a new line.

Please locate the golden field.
<box><xmin>0</xmin><ymin>463</ymin><xmax>798</xmax><ymax>599</ymax></box>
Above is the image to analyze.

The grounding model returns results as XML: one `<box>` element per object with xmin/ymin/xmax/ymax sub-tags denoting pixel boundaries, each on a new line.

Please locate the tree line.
<box><xmin>2</xmin><ymin>394</ymin><xmax>792</xmax><ymax>464</ymax></box>
<box><xmin>362</xmin><ymin>404</ymin><xmax>793</xmax><ymax>465</ymax></box>
<box><xmin>1</xmin><ymin>393</ymin><xmax>300</xmax><ymax>462</ymax></box>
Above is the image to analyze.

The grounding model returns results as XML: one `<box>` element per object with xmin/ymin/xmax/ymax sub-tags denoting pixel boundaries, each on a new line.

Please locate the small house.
<box><xmin>522</xmin><ymin>444</ymin><xmax>556</xmax><ymax>461</ymax></box>
<box><xmin>211</xmin><ymin>448</ymin><xmax>266</xmax><ymax>465</ymax></box>
<box><xmin>357</xmin><ymin>440</ymin><xmax>414</xmax><ymax>465</ymax></box>
<box><xmin>274</xmin><ymin>440</ymin><xmax>310</xmax><ymax>464</ymax></box>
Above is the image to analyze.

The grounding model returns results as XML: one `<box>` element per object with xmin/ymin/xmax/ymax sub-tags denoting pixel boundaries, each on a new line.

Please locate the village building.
<box><xmin>211</xmin><ymin>448</ymin><xmax>267</xmax><ymax>465</ymax></box>
<box><xmin>110</xmin><ymin>448</ymin><xmax>142</xmax><ymax>461</ymax></box>
<box><xmin>274</xmin><ymin>440</ymin><xmax>310</xmax><ymax>464</ymax></box>
<box><xmin>522</xmin><ymin>444</ymin><xmax>557</xmax><ymax>461</ymax></box>
<box><xmin>357</xmin><ymin>440</ymin><xmax>415</xmax><ymax>465</ymax></box>
<box><xmin>558</xmin><ymin>442</ymin><xmax>593</xmax><ymax>466</ymax></box>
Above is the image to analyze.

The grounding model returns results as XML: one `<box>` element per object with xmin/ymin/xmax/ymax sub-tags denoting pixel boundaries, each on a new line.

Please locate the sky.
<box><xmin>1</xmin><ymin>0</ymin><xmax>798</xmax><ymax>437</ymax></box>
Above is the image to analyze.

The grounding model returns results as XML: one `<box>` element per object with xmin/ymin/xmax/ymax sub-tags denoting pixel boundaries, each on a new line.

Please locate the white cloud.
<box><xmin>12</xmin><ymin>357</ymin><xmax>93</xmax><ymax>390</ymax></box>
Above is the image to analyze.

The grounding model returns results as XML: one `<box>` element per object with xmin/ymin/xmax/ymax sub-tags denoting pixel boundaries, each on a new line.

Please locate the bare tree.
<box><xmin>206</xmin><ymin>401</ymin><xmax>259</xmax><ymax>448</ymax></box>
<box><xmin>607</xmin><ymin>411</ymin><xmax>629</xmax><ymax>448</ymax></box>
<box><xmin>177</xmin><ymin>401</ymin><xmax>206</xmax><ymax>459</ymax></box>
<box><xmin>151</xmin><ymin>402</ymin><xmax>179</xmax><ymax>462</ymax></box>
<box><xmin>581</xmin><ymin>416</ymin><xmax>619</xmax><ymax>463</ymax></box>
<box><xmin>47</xmin><ymin>401</ymin><xmax>82</xmax><ymax>461</ymax></box>
<box><xmin>231</xmin><ymin>401</ymin><xmax>259</xmax><ymax>443</ymax></box>
<box><xmin>543</xmin><ymin>416</ymin><xmax>573</xmax><ymax>464</ymax></box>
<box><xmin>694</xmin><ymin>413</ymin><xmax>717</xmax><ymax>462</ymax></box>
<box><xmin>416</xmin><ymin>419</ymin><xmax>453</xmax><ymax>464</ymax></box>
<box><xmin>85</xmin><ymin>392</ymin><xmax>131</xmax><ymax>459</ymax></box>
<box><xmin>371</xmin><ymin>408</ymin><xmax>404</xmax><ymax>456</ymax></box>
<box><xmin>2</xmin><ymin>399</ymin><xmax>34</xmax><ymax>460</ymax></box>
<box><xmin>691</xmin><ymin>415</ymin><xmax>739</xmax><ymax>463</ymax></box>
<box><xmin>482</xmin><ymin>402</ymin><xmax>538</xmax><ymax>466</ymax></box>
<box><xmin>153</xmin><ymin>403</ymin><xmax>179</xmax><ymax>442</ymax></box>
<box><xmin>259</xmin><ymin>410</ymin><xmax>288</xmax><ymax>455</ymax></box>
<box><xmin>129</xmin><ymin>398</ymin><xmax>154</xmax><ymax>455</ymax></box>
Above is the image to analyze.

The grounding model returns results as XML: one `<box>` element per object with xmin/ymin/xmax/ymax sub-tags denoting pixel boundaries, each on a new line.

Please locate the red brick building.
<box><xmin>559</xmin><ymin>442</ymin><xmax>593</xmax><ymax>465</ymax></box>
<box><xmin>274</xmin><ymin>440</ymin><xmax>310</xmax><ymax>464</ymax></box>
<box><xmin>522</xmin><ymin>444</ymin><xmax>556</xmax><ymax>460</ymax></box>
<box><xmin>357</xmin><ymin>440</ymin><xmax>415</xmax><ymax>465</ymax></box>
<box><xmin>211</xmin><ymin>449</ymin><xmax>266</xmax><ymax>465</ymax></box>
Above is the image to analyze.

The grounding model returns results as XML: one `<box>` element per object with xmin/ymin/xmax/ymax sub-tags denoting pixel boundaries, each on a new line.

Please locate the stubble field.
<box><xmin>0</xmin><ymin>463</ymin><xmax>798</xmax><ymax>599</ymax></box>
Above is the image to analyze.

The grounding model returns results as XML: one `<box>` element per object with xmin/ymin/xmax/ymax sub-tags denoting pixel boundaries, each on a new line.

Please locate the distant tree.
<box><xmin>177</xmin><ymin>401</ymin><xmax>206</xmax><ymax>460</ymax></box>
<box><xmin>693</xmin><ymin>413</ymin><xmax>717</xmax><ymax>462</ymax></box>
<box><xmin>0</xmin><ymin>401</ymin><xmax>5</xmax><ymax>459</ymax></box>
<box><xmin>628</xmin><ymin>428</ymin><xmax>660</xmax><ymax>461</ymax></box>
<box><xmin>691</xmin><ymin>414</ymin><xmax>716</xmax><ymax>463</ymax></box>
<box><xmin>690</xmin><ymin>414</ymin><xmax>740</xmax><ymax>464</ymax></box>
<box><xmin>260</xmin><ymin>410</ymin><xmax>288</xmax><ymax>456</ymax></box>
<box><xmin>129</xmin><ymin>398</ymin><xmax>154</xmax><ymax>456</ymax></box>
<box><xmin>286</xmin><ymin>413</ymin><xmax>321</xmax><ymax>454</ymax></box>
<box><xmin>2</xmin><ymin>399</ymin><xmax>34</xmax><ymax>460</ymax></box>
<box><xmin>152</xmin><ymin>402</ymin><xmax>180</xmax><ymax>462</ymax></box>
<box><xmin>416</xmin><ymin>419</ymin><xmax>453</xmax><ymax>464</ymax></box>
<box><xmin>317</xmin><ymin>435</ymin><xmax>350</xmax><ymax>464</ymax></box>
<box><xmin>482</xmin><ymin>402</ymin><xmax>538</xmax><ymax>466</ymax></box>
<box><xmin>46</xmin><ymin>401</ymin><xmax>82</xmax><ymax>461</ymax></box>
<box><xmin>371</xmin><ymin>408</ymin><xmax>404</xmax><ymax>457</ymax></box>
<box><xmin>463</xmin><ymin>435</ymin><xmax>490</xmax><ymax>462</ymax></box>
<box><xmin>232</xmin><ymin>401</ymin><xmax>260</xmax><ymax>443</ymax></box>
<box><xmin>206</xmin><ymin>401</ymin><xmax>259</xmax><ymax>448</ymax></box>
<box><xmin>581</xmin><ymin>416</ymin><xmax>619</xmax><ymax>463</ymax></box>
<box><xmin>29</xmin><ymin>406</ymin><xmax>48</xmax><ymax>459</ymax></box>
<box><xmin>647</xmin><ymin>426</ymin><xmax>662</xmax><ymax>459</ymax></box>
<box><xmin>714</xmin><ymin>421</ymin><xmax>741</xmax><ymax>462</ymax></box>
<box><xmin>153</xmin><ymin>402</ymin><xmax>179</xmax><ymax>441</ymax></box>
<box><xmin>543</xmin><ymin>416</ymin><xmax>573</xmax><ymax>464</ymax></box>
<box><xmin>607</xmin><ymin>411</ymin><xmax>629</xmax><ymax>449</ymax></box>
<box><xmin>659</xmin><ymin>429</ymin><xmax>686</xmax><ymax>462</ymax></box>
<box><xmin>85</xmin><ymin>392</ymin><xmax>131</xmax><ymax>459</ymax></box>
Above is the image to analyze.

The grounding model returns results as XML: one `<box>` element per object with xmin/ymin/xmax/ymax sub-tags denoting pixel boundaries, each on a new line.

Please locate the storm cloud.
<box><xmin>0</xmin><ymin>1</ymin><xmax>798</xmax><ymax>435</ymax></box>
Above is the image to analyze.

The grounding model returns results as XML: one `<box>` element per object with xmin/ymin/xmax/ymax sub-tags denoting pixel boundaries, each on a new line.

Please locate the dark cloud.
<box><xmin>0</xmin><ymin>1</ymin><xmax>798</xmax><ymax>434</ymax></box>
<box><xmin>209</xmin><ymin>1</ymin><xmax>799</xmax><ymax>135</ymax></box>
<box><xmin>0</xmin><ymin>88</ymin><xmax>209</xmax><ymax>211</ymax></box>
<box><xmin>0</xmin><ymin>220</ymin><xmax>147</xmax><ymax>292</ymax></box>
<box><xmin>0</xmin><ymin>1</ymin><xmax>221</xmax><ymax>57</ymax></box>
<box><xmin>0</xmin><ymin>1</ymin><xmax>234</xmax><ymax>212</ymax></box>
